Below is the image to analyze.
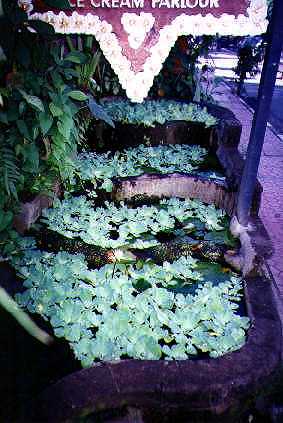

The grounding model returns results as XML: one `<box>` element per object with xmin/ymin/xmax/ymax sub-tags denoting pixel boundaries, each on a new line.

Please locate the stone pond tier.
<box><xmin>7</xmin><ymin>101</ymin><xmax>281</xmax><ymax>420</ymax></box>
<box><xmin>90</xmin><ymin>101</ymin><xmax>262</xmax><ymax>212</ymax></box>
<box><xmin>14</xmin><ymin>102</ymin><xmax>261</xmax><ymax>234</ymax></box>
<box><xmin>25</xmin><ymin>275</ymin><xmax>281</xmax><ymax>422</ymax></box>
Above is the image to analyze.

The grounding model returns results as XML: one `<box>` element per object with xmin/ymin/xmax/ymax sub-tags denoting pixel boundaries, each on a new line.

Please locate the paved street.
<box><xmin>213</xmin><ymin>82</ymin><xmax>283</xmax><ymax>352</ymax></box>
<box><xmin>204</xmin><ymin>50</ymin><xmax>283</xmax><ymax>135</ymax></box>
<box><xmin>210</xmin><ymin>51</ymin><xmax>283</xmax><ymax>335</ymax></box>
<box><xmin>243</xmin><ymin>83</ymin><xmax>283</xmax><ymax>135</ymax></box>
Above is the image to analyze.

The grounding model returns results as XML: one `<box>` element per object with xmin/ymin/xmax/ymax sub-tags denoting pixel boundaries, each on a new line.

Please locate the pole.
<box><xmin>237</xmin><ymin>0</ymin><xmax>283</xmax><ymax>226</ymax></box>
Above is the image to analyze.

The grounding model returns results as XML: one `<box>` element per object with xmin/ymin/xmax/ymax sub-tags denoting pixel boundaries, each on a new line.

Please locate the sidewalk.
<box><xmin>214</xmin><ymin>83</ymin><xmax>283</xmax><ymax>326</ymax></box>
<box><xmin>206</xmin><ymin>50</ymin><xmax>283</xmax><ymax>85</ymax></box>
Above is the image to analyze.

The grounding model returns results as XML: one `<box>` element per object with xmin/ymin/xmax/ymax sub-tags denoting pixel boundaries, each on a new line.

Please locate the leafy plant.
<box><xmin>149</xmin><ymin>36</ymin><xmax>215</xmax><ymax>101</ymax></box>
<box><xmin>100</xmin><ymin>99</ymin><xmax>217</xmax><ymax>128</ymax></box>
<box><xmin>0</xmin><ymin>1</ymin><xmax>112</xmax><ymax>258</ymax></box>
<box><xmin>41</xmin><ymin>196</ymin><xmax>227</xmax><ymax>250</ymax></box>
<box><xmin>234</xmin><ymin>37</ymin><xmax>265</xmax><ymax>96</ymax></box>
<box><xmin>14</xmin><ymin>249</ymin><xmax>249</xmax><ymax>366</ymax></box>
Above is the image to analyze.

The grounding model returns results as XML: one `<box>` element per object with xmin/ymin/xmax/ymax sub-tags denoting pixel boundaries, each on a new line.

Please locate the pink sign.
<box><xmin>27</xmin><ymin>0</ymin><xmax>268</xmax><ymax>101</ymax></box>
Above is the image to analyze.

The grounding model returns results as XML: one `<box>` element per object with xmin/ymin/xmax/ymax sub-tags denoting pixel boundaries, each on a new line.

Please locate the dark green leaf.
<box><xmin>0</xmin><ymin>112</ymin><xmax>8</xmax><ymax>124</ymax></box>
<box><xmin>0</xmin><ymin>210</ymin><xmax>13</xmax><ymax>232</ymax></box>
<box><xmin>19</xmin><ymin>101</ymin><xmax>26</xmax><ymax>115</ymax></box>
<box><xmin>15</xmin><ymin>40</ymin><xmax>31</xmax><ymax>68</ymax></box>
<box><xmin>195</xmin><ymin>262</ymin><xmax>234</xmax><ymax>285</ymax></box>
<box><xmin>49</xmin><ymin>102</ymin><xmax>63</xmax><ymax>117</ymax></box>
<box><xmin>39</xmin><ymin>112</ymin><xmax>53</xmax><ymax>135</ymax></box>
<box><xmin>89</xmin><ymin>98</ymin><xmax>114</xmax><ymax>127</ymax></box>
<box><xmin>43</xmin><ymin>0</ymin><xmax>71</xmax><ymax>9</ymax></box>
<box><xmin>16</xmin><ymin>119</ymin><xmax>31</xmax><ymax>140</ymax></box>
<box><xmin>204</xmin><ymin>230</ymin><xmax>238</xmax><ymax>248</ymax></box>
<box><xmin>57</xmin><ymin>115</ymin><xmax>73</xmax><ymax>139</ymax></box>
<box><xmin>23</xmin><ymin>143</ymin><xmax>39</xmax><ymax>173</ymax></box>
<box><xmin>68</xmin><ymin>91</ymin><xmax>88</xmax><ymax>101</ymax></box>
<box><xmin>28</xmin><ymin>20</ymin><xmax>55</xmax><ymax>35</ymax></box>
<box><xmin>64</xmin><ymin>51</ymin><xmax>88</xmax><ymax>64</ymax></box>
<box><xmin>18</xmin><ymin>89</ymin><xmax>45</xmax><ymax>112</ymax></box>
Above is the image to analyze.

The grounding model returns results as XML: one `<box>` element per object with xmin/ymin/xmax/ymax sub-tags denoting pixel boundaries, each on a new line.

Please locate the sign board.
<box><xmin>27</xmin><ymin>0</ymin><xmax>268</xmax><ymax>101</ymax></box>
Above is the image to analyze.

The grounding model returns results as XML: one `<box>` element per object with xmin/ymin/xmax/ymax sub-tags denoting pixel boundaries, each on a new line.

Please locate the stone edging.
<box><xmin>27</xmin><ymin>275</ymin><xmax>282</xmax><ymax>422</ymax></box>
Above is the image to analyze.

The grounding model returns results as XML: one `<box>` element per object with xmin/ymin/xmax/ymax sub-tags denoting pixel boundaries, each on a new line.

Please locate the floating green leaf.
<box><xmin>13</xmin><ymin>249</ymin><xmax>249</xmax><ymax>365</ymax></box>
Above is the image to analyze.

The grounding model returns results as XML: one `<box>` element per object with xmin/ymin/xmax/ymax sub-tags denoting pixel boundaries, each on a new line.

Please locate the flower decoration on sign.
<box><xmin>29</xmin><ymin>0</ymin><xmax>268</xmax><ymax>103</ymax></box>
<box><xmin>247</xmin><ymin>0</ymin><xmax>269</xmax><ymax>28</ymax></box>
<box><xmin>121</xmin><ymin>12</ymin><xmax>155</xmax><ymax>50</ymax></box>
<box><xmin>18</xmin><ymin>0</ymin><xmax>33</xmax><ymax>13</ymax></box>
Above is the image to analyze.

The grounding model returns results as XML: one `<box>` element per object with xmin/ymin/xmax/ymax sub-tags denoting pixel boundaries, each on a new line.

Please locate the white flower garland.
<box><xmin>29</xmin><ymin>0</ymin><xmax>268</xmax><ymax>102</ymax></box>
<box><xmin>121</xmin><ymin>12</ymin><xmax>155</xmax><ymax>49</ymax></box>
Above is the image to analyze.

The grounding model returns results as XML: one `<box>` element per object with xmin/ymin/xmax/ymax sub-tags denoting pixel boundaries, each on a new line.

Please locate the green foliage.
<box><xmin>14</xmin><ymin>249</ymin><xmax>249</xmax><ymax>365</ymax></box>
<box><xmin>0</xmin><ymin>2</ymin><xmax>112</xmax><ymax>260</ymax></box>
<box><xmin>42</xmin><ymin>0</ymin><xmax>72</xmax><ymax>8</ymax></box>
<box><xmin>150</xmin><ymin>36</ymin><xmax>215</xmax><ymax>102</ymax></box>
<box><xmin>41</xmin><ymin>196</ymin><xmax>226</xmax><ymax>250</ymax></box>
<box><xmin>66</xmin><ymin>35</ymin><xmax>101</xmax><ymax>95</ymax></box>
<box><xmin>74</xmin><ymin>144</ymin><xmax>209</xmax><ymax>195</ymax></box>
<box><xmin>234</xmin><ymin>37</ymin><xmax>265</xmax><ymax>95</ymax></box>
<box><xmin>100</xmin><ymin>99</ymin><xmax>217</xmax><ymax>128</ymax></box>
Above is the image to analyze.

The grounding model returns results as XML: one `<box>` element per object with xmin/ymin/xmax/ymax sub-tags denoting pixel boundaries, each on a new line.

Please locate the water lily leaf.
<box><xmin>195</xmin><ymin>262</ymin><xmax>234</xmax><ymax>285</ymax></box>
<box><xmin>204</xmin><ymin>229</ymin><xmax>238</xmax><ymax>248</ymax></box>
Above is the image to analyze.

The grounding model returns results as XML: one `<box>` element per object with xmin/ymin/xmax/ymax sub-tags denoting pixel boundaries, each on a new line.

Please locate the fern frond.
<box><xmin>0</xmin><ymin>144</ymin><xmax>21</xmax><ymax>199</ymax></box>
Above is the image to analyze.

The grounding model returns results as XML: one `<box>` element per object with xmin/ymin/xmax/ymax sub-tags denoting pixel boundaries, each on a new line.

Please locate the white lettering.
<box><xmin>159</xmin><ymin>0</ymin><xmax>170</xmax><ymax>6</ymax></box>
<box><xmin>210</xmin><ymin>0</ymin><xmax>219</xmax><ymax>7</ymax></box>
<box><xmin>170</xmin><ymin>0</ymin><xmax>180</xmax><ymax>7</ymax></box>
<box><xmin>199</xmin><ymin>0</ymin><xmax>209</xmax><ymax>7</ymax></box>
<box><xmin>186</xmin><ymin>0</ymin><xmax>198</xmax><ymax>7</ymax></box>
<box><xmin>70</xmin><ymin>0</ymin><xmax>220</xmax><ymax>9</ymax></box>
<box><xmin>132</xmin><ymin>0</ymin><xmax>144</xmax><ymax>7</ymax></box>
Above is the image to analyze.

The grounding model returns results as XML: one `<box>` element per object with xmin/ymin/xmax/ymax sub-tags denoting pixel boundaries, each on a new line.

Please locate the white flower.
<box><xmin>135</xmin><ymin>71</ymin><xmax>154</xmax><ymax>89</ymax></box>
<box><xmin>174</xmin><ymin>14</ymin><xmax>189</xmax><ymax>34</ymax></box>
<box><xmin>18</xmin><ymin>0</ymin><xmax>33</xmax><ymax>14</ymax></box>
<box><xmin>247</xmin><ymin>0</ymin><xmax>268</xmax><ymax>32</ymax></box>
<box><xmin>190</xmin><ymin>15</ymin><xmax>203</xmax><ymax>35</ymax></box>
<box><xmin>57</xmin><ymin>12</ymin><xmax>71</xmax><ymax>34</ymax></box>
<box><xmin>234</xmin><ymin>14</ymin><xmax>255</xmax><ymax>36</ymax></box>
<box><xmin>40</xmin><ymin>12</ymin><xmax>57</xmax><ymax>28</ymax></box>
<box><xmin>218</xmin><ymin>13</ymin><xmax>235</xmax><ymax>36</ymax></box>
<box><xmin>140</xmin><ymin>12</ymin><xmax>155</xmax><ymax>33</ymax></box>
<box><xmin>150</xmin><ymin>41</ymin><xmax>171</xmax><ymax>63</ymax></box>
<box><xmin>112</xmin><ymin>55</ymin><xmax>131</xmax><ymax>76</ymax></box>
<box><xmin>125</xmin><ymin>71</ymin><xmax>152</xmax><ymax>103</ymax></box>
<box><xmin>121</xmin><ymin>13</ymin><xmax>140</xmax><ymax>35</ymax></box>
<box><xmin>84</xmin><ymin>14</ymin><xmax>101</xmax><ymax>35</ymax></box>
<box><xmin>128</xmin><ymin>33</ymin><xmax>145</xmax><ymax>50</ymax></box>
<box><xmin>121</xmin><ymin>12</ymin><xmax>155</xmax><ymax>50</ymax></box>
<box><xmin>159</xmin><ymin>25</ymin><xmax>179</xmax><ymax>46</ymax></box>
<box><xmin>143</xmin><ymin>54</ymin><xmax>163</xmax><ymax>76</ymax></box>
<box><xmin>100</xmin><ymin>32</ymin><xmax>120</xmax><ymax>54</ymax></box>
<box><xmin>95</xmin><ymin>20</ymin><xmax>113</xmax><ymax>41</ymax></box>
<box><xmin>202</xmin><ymin>14</ymin><xmax>218</xmax><ymax>35</ymax></box>
<box><xmin>69</xmin><ymin>12</ymin><xmax>85</xmax><ymax>33</ymax></box>
<box><xmin>101</xmin><ymin>37</ymin><xmax>123</xmax><ymax>70</ymax></box>
<box><xmin>119</xmin><ymin>69</ymin><xmax>135</xmax><ymax>90</ymax></box>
